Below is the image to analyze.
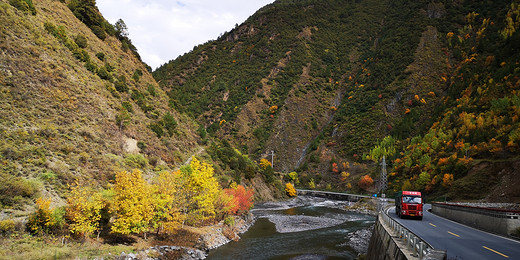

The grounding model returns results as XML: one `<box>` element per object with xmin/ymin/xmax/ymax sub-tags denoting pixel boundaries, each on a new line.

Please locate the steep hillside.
<box><xmin>155</xmin><ymin>0</ymin><xmax>520</xmax><ymax>201</ymax></box>
<box><xmin>0</xmin><ymin>0</ymin><xmax>200</xmax><ymax>211</ymax></box>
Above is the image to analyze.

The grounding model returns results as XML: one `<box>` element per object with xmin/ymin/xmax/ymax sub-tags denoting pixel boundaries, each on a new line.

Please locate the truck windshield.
<box><xmin>402</xmin><ymin>196</ymin><xmax>422</xmax><ymax>204</ymax></box>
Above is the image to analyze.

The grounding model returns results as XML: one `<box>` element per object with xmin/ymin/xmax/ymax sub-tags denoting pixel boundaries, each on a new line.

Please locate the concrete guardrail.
<box><xmin>432</xmin><ymin>202</ymin><xmax>520</xmax><ymax>238</ymax></box>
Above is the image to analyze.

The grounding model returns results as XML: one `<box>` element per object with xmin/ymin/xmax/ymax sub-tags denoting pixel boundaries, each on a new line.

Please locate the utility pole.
<box><xmin>379</xmin><ymin>155</ymin><xmax>388</xmax><ymax>197</ymax></box>
<box><xmin>270</xmin><ymin>150</ymin><xmax>274</xmax><ymax>168</ymax></box>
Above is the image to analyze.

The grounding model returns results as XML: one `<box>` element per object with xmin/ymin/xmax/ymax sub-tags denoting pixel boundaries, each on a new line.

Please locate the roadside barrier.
<box><xmin>432</xmin><ymin>202</ymin><xmax>520</xmax><ymax>238</ymax></box>
<box><xmin>380</xmin><ymin>205</ymin><xmax>433</xmax><ymax>258</ymax></box>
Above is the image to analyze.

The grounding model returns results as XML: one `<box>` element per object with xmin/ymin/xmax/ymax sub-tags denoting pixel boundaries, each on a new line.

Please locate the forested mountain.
<box><xmin>155</xmin><ymin>0</ymin><xmax>520</xmax><ymax>201</ymax></box>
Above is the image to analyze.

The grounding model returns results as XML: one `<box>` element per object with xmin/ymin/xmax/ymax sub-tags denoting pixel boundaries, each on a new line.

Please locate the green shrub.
<box><xmin>224</xmin><ymin>216</ymin><xmax>235</xmax><ymax>226</ymax></box>
<box><xmin>106</xmin><ymin>84</ymin><xmax>120</xmax><ymax>98</ymax></box>
<box><xmin>137</xmin><ymin>141</ymin><xmax>146</xmax><ymax>150</ymax></box>
<box><xmin>114</xmin><ymin>75</ymin><xmax>128</xmax><ymax>92</ymax></box>
<box><xmin>9</xmin><ymin>0</ymin><xmax>36</xmax><ymax>15</ymax></box>
<box><xmin>0</xmin><ymin>174</ymin><xmax>38</xmax><ymax>208</ymax></box>
<box><xmin>90</xmin><ymin>25</ymin><xmax>106</xmax><ymax>40</ymax></box>
<box><xmin>85</xmin><ymin>61</ymin><xmax>97</xmax><ymax>72</ymax></box>
<box><xmin>149</xmin><ymin>122</ymin><xmax>164</xmax><ymax>138</ymax></box>
<box><xmin>96</xmin><ymin>67</ymin><xmax>111</xmax><ymax>80</ymax></box>
<box><xmin>162</xmin><ymin>112</ymin><xmax>177</xmax><ymax>136</ymax></box>
<box><xmin>132</xmin><ymin>69</ymin><xmax>143</xmax><ymax>82</ymax></box>
<box><xmin>124</xmin><ymin>154</ymin><xmax>148</xmax><ymax>169</ymax></box>
<box><xmin>0</xmin><ymin>219</ymin><xmax>15</xmax><ymax>236</ymax></box>
<box><xmin>73</xmin><ymin>34</ymin><xmax>88</xmax><ymax>48</ymax></box>
<box><xmin>39</xmin><ymin>171</ymin><xmax>57</xmax><ymax>182</ymax></box>
<box><xmin>72</xmin><ymin>48</ymin><xmax>90</xmax><ymax>62</ymax></box>
<box><xmin>147</xmin><ymin>84</ymin><xmax>157</xmax><ymax>96</ymax></box>
<box><xmin>512</xmin><ymin>227</ymin><xmax>520</xmax><ymax>238</ymax></box>
<box><xmin>96</xmin><ymin>52</ymin><xmax>105</xmax><ymax>61</ymax></box>
<box><xmin>121</xmin><ymin>101</ymin><xmax>133</xmax><ymax>113</ymax></box>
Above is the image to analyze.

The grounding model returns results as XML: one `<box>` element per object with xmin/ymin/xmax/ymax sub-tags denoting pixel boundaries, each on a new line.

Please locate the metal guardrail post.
<box><xmin>418</xmin><ymin>241</ymin><xmax>425</xmax><ymax>258</ymax></box>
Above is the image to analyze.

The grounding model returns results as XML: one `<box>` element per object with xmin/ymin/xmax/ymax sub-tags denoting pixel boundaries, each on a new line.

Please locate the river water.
<box><xmin>207</xmin><ymin>197</ymin><xmax>375</xmax><ymax>260</ymax></box>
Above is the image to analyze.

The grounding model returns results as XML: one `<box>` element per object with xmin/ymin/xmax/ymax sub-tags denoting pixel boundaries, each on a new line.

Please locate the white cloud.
<box><xmin>97</xmin><ymin>0</ymin><xmax>275</xmax><ymax>69</ymax></box>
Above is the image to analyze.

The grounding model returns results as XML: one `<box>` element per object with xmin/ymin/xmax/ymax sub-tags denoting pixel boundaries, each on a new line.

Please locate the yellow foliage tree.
<box><xmin>183</xmin><ymin>157</ymin><xmax>220</xmax><ymax>224</ymax></box>
<box><xmin>27</xmin><ymin>197</ymin><xmax>55</xmax><ymax>235</ymax></box>
<box><xmin>153</xmin><ymin>170</ymin><xmax>187</xmax><ymax>234</ymax></box>
<box><xmin>111</xmin><ymin>169</ymin><xmax>155</xmax><ymax>236</ymax></box>
<box><xmin>285</xmin><ymin>183</ymin><xmax>297</xmax><ymax>197</ymax></box>
<box><xmin>259</xmin><ymin>158</ymin><xmax>271</xmax><ymax>169</ymax></box>
<box><xmin>66</xmin><ymin>183</ymin><xmax>104</xmax><ymax>238</ymax></box>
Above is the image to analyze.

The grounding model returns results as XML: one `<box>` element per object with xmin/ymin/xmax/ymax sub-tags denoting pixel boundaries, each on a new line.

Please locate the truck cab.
<box><xmin>395</xmin><ymin>191</ymin><xmax>423</xmax><ymax>220</ymax></box>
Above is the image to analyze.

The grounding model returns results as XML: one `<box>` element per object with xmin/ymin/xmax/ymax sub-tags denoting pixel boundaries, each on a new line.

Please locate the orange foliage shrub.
<box><xmin>223</xmin><ymin>184</ymin><xmax>254</xmax><ymax>215</ymax></box>
<box><xmin>331</xmin><ymin>162</ymin><xmax>339</xmax><ymax>173</ymax></box>
<box><xmin>358</xmin><ymin>175</ymin><xmax>374</xmax><ymax>191</ymax></box>
<box><xmin>442</xmin><ymin>174</ymin><xmax>454</xmax><ymax>187</ymax></box>
<box><xmin>269</xmin><ymin>105</ymin><xmax>278</xmax><ymax>114</ymax></box>
<box><xmin>454</xmin><ymin>141</ymin><xmax>465</xmax><ymax>150</ymax></box>
<box><xmin>437</xmin><ymin>157</ymin><xmax>449</xmax><ymax>166</ymax></box>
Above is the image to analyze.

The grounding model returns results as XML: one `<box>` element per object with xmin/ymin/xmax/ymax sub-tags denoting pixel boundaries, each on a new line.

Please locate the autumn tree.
<box><xmin>358</xmin><ymin>175</ymin><xmax>374</xmax><ymax>191</ymax></box>
<box><xmin>66</xmin><ymin>183</ymin><xmax>104</xmax><ymax>238</ymax></box>
<box><xmin>259</xmin><ymin>158</ymin><xmax>272</xmax><ymax>169</ymax></box>
<box><xmin>153</xmin><ymin>170</ymin><xmax>187</xmax><ymax>234</ymax></box>
<box><xmin>416</xmin><ymin>172</ymin><xmax>431</xmax><ymax>190</ymax></box>
<box><xmin>182</xmin><ymin>157</ymin><xmax>220</xmax><ymax>224</ymax></box>
<box><xmin>259</xmin><ymin>158</ymin><xmax>274</xmax><ymax>182</ymax></box>
<box><xmin>366</xmin><ymin>136</ymin><xmax>397</xmax><ymax>162</ymax></box>
<box><xmin>27</xmin><ymin>198</ymin><xmax>62</xmax><ymax>235</ymax></box>
<box><xmin>223</xmin><ymin>182</ymin><xmax>254</xmax><ymax>215</ymax></box>
<box><xmin>285</xmin><ymin>183</ymin><xmax>297</xmax><ymax>197</ymax></box>
<box><xmin>442</xmin><ymin>174</ymin><xmax>454</xmax><ymax>187</ymax></box>
<box><xmin>111</xmin><ymin>169</ymin><xmax>155</xmax><ymax>236</ymax></box>
<box><xmin>216</xmin><ymin>189</ymin><xmax>238</xmax><ymax>218</ymax></box>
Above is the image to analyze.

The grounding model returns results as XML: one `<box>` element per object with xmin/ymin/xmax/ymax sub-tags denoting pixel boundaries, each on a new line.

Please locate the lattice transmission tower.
<box><xmin>379</xmin><ymin>156</ymin><xmax>388</xmax><ymax>196</ymax></box>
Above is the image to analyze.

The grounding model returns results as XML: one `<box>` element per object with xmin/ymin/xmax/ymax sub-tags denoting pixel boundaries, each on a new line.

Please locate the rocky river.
<box><xmin>206</xmin><ymin>196</ymin><xmax>376</xmax><ymax>259</ymax></box>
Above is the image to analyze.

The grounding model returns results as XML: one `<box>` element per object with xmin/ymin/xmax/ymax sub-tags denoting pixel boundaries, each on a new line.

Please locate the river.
<box><xmin>207</xmin><ymin>196</ymin><xmax>376</xmax><ymax>259</ymax></box>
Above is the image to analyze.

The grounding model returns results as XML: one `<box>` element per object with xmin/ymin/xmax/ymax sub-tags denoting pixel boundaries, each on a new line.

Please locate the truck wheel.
<box><xmin>418</xmin><ymin>216</ymin><xmax>423</xmax><ymax>220</ymax></box>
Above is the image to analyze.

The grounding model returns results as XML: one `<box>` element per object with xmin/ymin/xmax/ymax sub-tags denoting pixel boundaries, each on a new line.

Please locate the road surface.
<box><xmin>387</xmin><ymin>204</ymin><xmax>520</xmax><ymax>259</ymax></box>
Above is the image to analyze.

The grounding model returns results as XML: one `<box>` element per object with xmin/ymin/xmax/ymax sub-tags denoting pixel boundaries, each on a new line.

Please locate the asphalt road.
<box><xmin>387</xmin><ymin>204</ymin><xmax>520</xmax><ymax>259</ymax></box>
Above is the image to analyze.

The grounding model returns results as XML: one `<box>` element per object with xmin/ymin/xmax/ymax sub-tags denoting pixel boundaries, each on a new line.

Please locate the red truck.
<box><xmin>395</xmin><ymin>191</ymin><xmax>423</xmax><ymax>220</ymax></box>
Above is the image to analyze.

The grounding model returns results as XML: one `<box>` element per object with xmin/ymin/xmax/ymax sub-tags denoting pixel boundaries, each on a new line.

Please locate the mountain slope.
<box><xmin>0</xmin><ymin>0</ymin><xmax>200</xmax><ymax>209</ymax></box>
<box><xmin>154</xmin><ymin>0</ymin><xmax>520</xmax><ymax>201</ymax></box>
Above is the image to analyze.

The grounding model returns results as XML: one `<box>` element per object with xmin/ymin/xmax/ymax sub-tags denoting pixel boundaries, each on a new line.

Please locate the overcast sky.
<box><xmin>97</xmin><ymin>0</ymin><xmax>275</xmax><ymax>69</ymax></box>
